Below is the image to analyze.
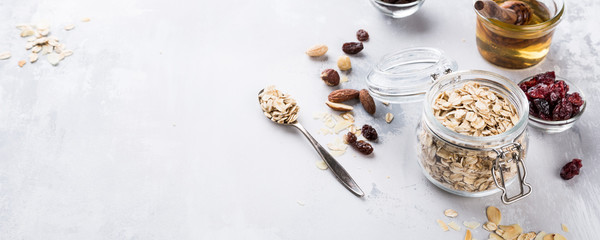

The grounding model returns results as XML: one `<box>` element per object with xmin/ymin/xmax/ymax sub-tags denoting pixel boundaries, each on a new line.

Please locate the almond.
<box><xmin>486</xmin><ymin>206</ymin><xmax>501</xmax><ymax>225</ymax></box>
<box><xmin>306</xmin><ymin>44</ymin><xmax>328</xmax><ymax>57</ymax></box>
<box><xmin>359</xmin><ymin>89</ymin><xmax>375</xmax><ymax>115</ymax></box>
<box><xmin>328</xmin><ymin>89</ymin><xmax>359</xmax><ymax>103</ymax></box>
<box><xmin>321</xmin><ymin>69</ymin><xmax>340</xmax><ymax>86</ymax></box>
<box><xmin>325</xmin><ymin>101</ymin><xmax>353</xmax><ymax>112</ymax></box>
<box><xmin>498</xmin><ymin>224</ymin><xmax>523</xmax><ymax>240</ymax></box>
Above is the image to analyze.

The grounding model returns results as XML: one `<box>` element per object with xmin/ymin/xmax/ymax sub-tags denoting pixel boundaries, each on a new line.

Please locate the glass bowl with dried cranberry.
<box><xmin>518</xmin><ymin>71</ymin><xmax>586</xmax><ymax>133</ymax></box>
<box><xmin>369</xmin><ymin>0</ymin><xmax>425</xmax><ymax>18</ymax></box>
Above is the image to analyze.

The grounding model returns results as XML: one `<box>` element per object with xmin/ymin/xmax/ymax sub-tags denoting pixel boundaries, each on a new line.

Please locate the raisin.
<box><xmin>361</xmin><ymin>124</ymin><xmax>378</xmax><ymax>141</ymax></box>
<box><xmin>345</xmin><ymin>132</ymin><xmax>357</xmax><ymax>144</ymax></box>
<box><xmin>560</xmin><ymin>158</ymin><xmax>582</xmax><ymax>180</ymax></box>
<box><xmin>356</xmin><ymin>29</ymin><xmax>369</xmax><ymax>41</ymax></box>
<box><xmin>342</xmin><ymin>42</ymin><xmax>363</xmax><ymax>54</ymax></box>
<box><xmin>353</xmin><ymin>140</ymin><xmax>373</xmax><ymax>155</ymax></box>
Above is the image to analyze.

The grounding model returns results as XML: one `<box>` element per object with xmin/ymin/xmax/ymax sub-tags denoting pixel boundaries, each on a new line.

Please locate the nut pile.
<box><xmin>259</xmin><ymin>86</ymin><xmax>299</xmax><ymax>124</ymax></box>
<box><xmin>326</xmin><ymin>88</ymin><xmax>376</xmax><ymax>115</ymax></box>
<box><xmin>419</xmin><ymin>82</ymin><xmax>525</xmax><ymax>192</ymax></box>
<box><xmin>435</xmin><ymin>206</ymin><xmax>570</xmax><ymax>240</ymax></box>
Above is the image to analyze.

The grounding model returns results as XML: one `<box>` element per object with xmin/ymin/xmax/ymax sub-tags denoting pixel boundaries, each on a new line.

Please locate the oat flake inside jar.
<box><xmin>366</xmin><ymin>48</ymin><xmax>532</xmax><ymax>204</ymax></box>
<box><xmin>418</xmin><ymin>70</ymin><xmax>531</xmax><ymax>203</ymax></box>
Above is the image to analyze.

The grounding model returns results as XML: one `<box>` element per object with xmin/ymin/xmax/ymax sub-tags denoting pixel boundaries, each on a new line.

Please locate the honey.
<box><xmin>475</xmin><ymin>0</ymin><xmax>564</xmax><ymax>69</ymax></box>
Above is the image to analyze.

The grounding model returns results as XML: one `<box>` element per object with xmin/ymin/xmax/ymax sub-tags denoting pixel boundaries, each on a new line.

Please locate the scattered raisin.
<box><xmin>356</xmin><ymin>29</ymin><xmax>369</xmax><ymax>41</ymax></box>
<box><xmin>361</xmin><ymin>124</ymin><xmax>378</xmax><ymax>141</ymax></box>
<box><xmin>342</xmin><ymin>42</ymin><xmax>363</xmax><ymax>54</ymax></box>
<box><xmin>353</xmin><ymin>140</ymin><xmax>373</xmax><ymax>155</ymax></box>
<box><xmin>518</xmin><ymin>71</ymin><xmax>583</xmax><ymax>121</ymax></box>
<box><xmin>560</xmin><ymin>158</ymin><xmax>582</xmax><ymax>180</ymax></box>
<box><xmin>345</xmin><ymin>132</ymin><xmax>357</xmax><ymax>144</ymax></box>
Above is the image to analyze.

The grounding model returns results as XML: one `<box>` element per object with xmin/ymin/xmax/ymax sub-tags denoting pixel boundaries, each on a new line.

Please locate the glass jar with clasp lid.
<box><xmin>366</xmin><ymin>48</ymin><xmax>532</xmax><ymax>204</ymax></box>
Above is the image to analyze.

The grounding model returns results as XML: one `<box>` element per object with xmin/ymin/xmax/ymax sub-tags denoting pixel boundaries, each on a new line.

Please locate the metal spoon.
<box><xmin>258</xmin><ymin>89</ymin><xmax>364</xmax><ymax>197</ymax></box>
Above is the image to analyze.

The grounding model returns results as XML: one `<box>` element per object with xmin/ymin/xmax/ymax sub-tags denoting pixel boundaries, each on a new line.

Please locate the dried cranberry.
<box><xmin>560</xmin><ymin>158</ymin><xmax>582</xmax><ymax>180</ymax></box>
<box><xmin>520</xmin><ymin>78</ymin><xmax>539</xmax><ymax>89</ymax></box>
<box><xmin>361</xmin><ymin>124</ymin><xmax>378</xmax><ymax>141</ymax></box>
<box><xmin>534</xmin><ymin>71</ymin><xmax>556</xmax><ymax>85</ymax></box>
<box><xmin>567</xmin><ymin>92</ymin><xmax>584</xmax><ymax>107</ymax></box>
<box><xmin>526</xmin><ymin>83</ymin><xmax>550</xmax><ymax>99</ymax></box>
<box><xmin>345</xmin><ymin>132</ymin><xmax>357</xmax><ymax>144</ymax></box>
<box><xmin>356</xmin><ymin>29</ymin><xmax>369</xmax><ymax>41</ymax></box>
<box><xmin>342</xmin><ymin>42</ymin><xmax>363</xmax><ymax>54</ymax></box>
<box><xmin>353</xmin><ymin>140</ymin><xmax>373</xmax><ymax>155</ymax></box>
<box><xmin>552</xmin><ymin>98</ymin><xmax>573</xmax><ymax>120</ymax></box>
<box><xmin>521</xmin><ymin>71</ymin><xmax>583</xmax><ymax>121</ymax></box>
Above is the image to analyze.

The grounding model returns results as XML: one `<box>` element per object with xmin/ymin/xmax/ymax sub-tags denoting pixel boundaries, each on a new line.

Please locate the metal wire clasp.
<box><xmin>491</xmin><ymin>142</ymin><xmax>532</xmax><ymax>204</ymax></box>
<box><xmin>430</xmin><ymin>68</ymin><xmax>454</xmax><ymax>81</ymax></box>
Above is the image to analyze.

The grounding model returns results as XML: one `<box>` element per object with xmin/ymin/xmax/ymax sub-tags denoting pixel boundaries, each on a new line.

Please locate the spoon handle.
<box><xmin>292</xmin><ymin>122</ymin><xmax>364</xmax><ymax>197</ymax></box>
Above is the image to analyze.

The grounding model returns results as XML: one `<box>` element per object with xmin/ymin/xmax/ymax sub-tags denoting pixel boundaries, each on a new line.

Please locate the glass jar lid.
<box><xmin>366</xmin><ymin>47</ymin><xmax>457</xmax><ymax>103</ymax></box>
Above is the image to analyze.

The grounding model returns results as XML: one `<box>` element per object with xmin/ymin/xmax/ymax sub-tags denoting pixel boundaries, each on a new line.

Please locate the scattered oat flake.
<box><xmin>448</xmin><ymin>221</ymin><xmax>461</xmax><ymax>231</ymax></box>
<box><xmin>47</xmin><ymin>53</ymin><xmax>61</xmax><ymax>66</ymax></box>
<box><xmin>329</xmin><ymin>150</ymin><xmax>345</xmax><ymax>157</ymax></box>
<box><xmin>18</xmin><ymin>60</ymin><xmax>26</xmax><ymax>67</ymax></box>
<box><xmin>296</xmin><ymin>200</ymin><xmax>305</xmax><ymax>206</ymax></box>
<box><xmin>316</xmin><ymin>161</ymin><xmax>328</xmax><ymax>170</ymax></box>
<box><xmin>81</xmin><ymin>18</ymin><xmax>91</xmax><ymax>22</ymax></box>
<box><xmin>444</xmin><ymin>209</ymin><xmax>458</xmax><ymax>218</ymax></box>
<box><xmin>463</xmin><ymin>221</ymin><xmax>480</xmax><ymax>229</ymax></box>
<box><xmin>21</xmin><ymin>28</ymin><xmax>35</xmax><ymax>37</ymax></box>
<box><xmin>561</xmin><ymin>224</ymin><xmax>568</xmax><ymax>232</ymax></box>
<box><xmin>333</xmin><ymin>120</ymin><xmax>353</xmax><ymax>133</ymax></box>
<box><xmin>341</xmin><ymin>76</ymin><xmax>349</xmax><ymax>82</ymax></box>
<box><xmin>313</xmin><ymin>112</ymin><xmax>326</xmax><ymax>119</ymax></box>
<box><xmin>327</xmin><ymin>138</ymin><xmax>348</xmax><ymax>151</ymax></box>
<box><xmin>0</xmin><ymin>52</ymin><xmax>11</xmax><ymax>60</ymax></box>
<box><xmin>436</xmin><ymin>219</ymin><xmax>449</xmax><ymax>232</ymax></box>
<box><xmin>29</xmin><ymin>53</ymin><xmax>38</xmax><ymax>63</ymax></box>
<box><xmin>465</xmin><ymin>229</ymin><xmax>472</xmax><ymax>240</ymax></box>
<box><xmin>64</xmin><ymin>24</ymin><xmax>75</xmax><ymax>30</ymax></box>
<box><xmin>534</xmin><ymin>231</ymin><xmax>547</xmax><ymax>240</ymax></box>
<box><xmin>553</xmin><ymin>233</ymin><xmax>566</xmax><ymax>240</ymax></box>
<box><xmin>382</xmin><ymin>102</ymin><xmax>390</xmax><ymax>106</ymax></box>
<box><xmin>318</xmin><ymin>128</ymin><xmax>333</xmax><ymax>135</ymax></box>
<box><xmin>385</xmin><ymin>113</ymin><xmax>394</xmax><ymax>123</ymax></box>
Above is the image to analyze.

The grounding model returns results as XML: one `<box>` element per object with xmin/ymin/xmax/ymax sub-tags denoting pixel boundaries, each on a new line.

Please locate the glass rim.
<box><xmin>423</xmin><ymin>70</ymin><xmax>529</xmax><ymax>147</ymax></box>
<box><xmin>373</xmin><ymin>0</ymin><xmax>421</xmax><ymax>7</ymax></box>
<box><xmin>473</xmin><ymin>0</ymin><xmax>565</xmax><ymax>32</ymax></box>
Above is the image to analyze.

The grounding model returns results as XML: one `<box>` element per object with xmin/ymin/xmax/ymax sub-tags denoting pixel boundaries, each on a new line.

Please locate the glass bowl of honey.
<box><xmin>474</xmin><ymin>0</ymin><xmax>565</xmax><ymax>69</ymax></box>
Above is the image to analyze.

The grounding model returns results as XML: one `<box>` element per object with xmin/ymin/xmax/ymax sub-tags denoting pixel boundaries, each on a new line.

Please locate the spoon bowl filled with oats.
<box><xmin>258</xmin><ymin>86</ymin><xmax>364</xmax><ymax>197</ymax></box>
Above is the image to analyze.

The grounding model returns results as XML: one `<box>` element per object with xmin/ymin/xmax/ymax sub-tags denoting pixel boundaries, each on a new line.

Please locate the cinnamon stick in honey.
<box><xmin>475</xmin><ymin>0</ymin><xmax>531</xmax><ymax>25</ymax></box>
